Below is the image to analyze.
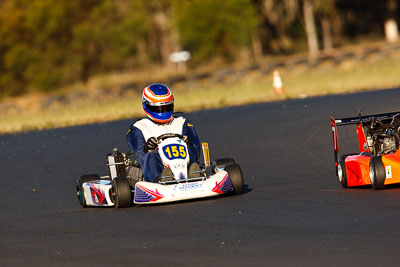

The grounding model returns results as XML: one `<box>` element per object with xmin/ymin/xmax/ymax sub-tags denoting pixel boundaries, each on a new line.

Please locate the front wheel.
<box><xmin>224</xmin><ymin>164</ymin><xmax>244</xmax><ymax>195</ymax></box>
<box><xmin>212</xmin><ymin>158</ymin><xmax>236</xmax><ymax>174</ymax></box>
<box><xmin>76</xmin><ymin>174</ymin><xmax>100</xmax><ymax>207</ymax></box>
<box><xmin>369</xmin><ymin>156</ymin><xmax>386</xmax><ymax>190</ymax></box>
<box><xmin>112</xmin><ymin>177</ymin><xmax>132</xmax><ymax>208</ymax></box>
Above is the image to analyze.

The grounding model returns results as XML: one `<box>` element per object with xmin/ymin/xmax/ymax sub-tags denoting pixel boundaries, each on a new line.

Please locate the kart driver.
<box><xmin>126</xmin><ymin>83</ymin><xmax>201</xmax><ymax>182</ymax></box>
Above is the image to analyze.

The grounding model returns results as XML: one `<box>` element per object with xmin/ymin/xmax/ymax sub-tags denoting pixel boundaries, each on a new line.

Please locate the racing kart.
<box><xmin>330</xmin><ymin>111</ymin><xmax>400</xmax><ymax>189</ymax></box>
<box><xmin>76</xmin><ymin>133</ymin><xmax>244</xmax><ymax>208</ymax></box>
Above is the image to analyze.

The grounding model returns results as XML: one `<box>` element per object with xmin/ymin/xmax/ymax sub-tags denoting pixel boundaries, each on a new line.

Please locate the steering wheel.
<box><xmin>157</xmin><ymin>133</ymin><xmax>184</xmax><ymax>142</ymax></box>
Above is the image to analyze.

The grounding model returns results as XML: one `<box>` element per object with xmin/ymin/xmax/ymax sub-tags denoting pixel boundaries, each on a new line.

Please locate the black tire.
<box><xmin>212</xmin><ymin>158</ymin><xmax>236</xmax><ymax>174</ymax></box>
<box><xmin>76</xmin><ymin>174</ymin><xmax>100</xmax><ymax>207</ymax></box>
<box><xmin>112</xmin><ymin>177</ymin><xmax>132</xmax><ymax>208</ymax></box>
<box><xmin>369</xmin><ymin>156</ymin><xmax>386</xmax><ymax>190</ymax></box>
<box><xmin>224</xmin><ymin>164</ymin><xmax>244</xmax><ymax>195</ymax></box>
<box><xmin>337</xmin><ymin>154</ymin><xmax>357</xmax><ymax>188</ymax></box>
<box><xmin>337</xmin><ymin>156</ymin><xmax>349</xmax><ymax>188</ymax></box>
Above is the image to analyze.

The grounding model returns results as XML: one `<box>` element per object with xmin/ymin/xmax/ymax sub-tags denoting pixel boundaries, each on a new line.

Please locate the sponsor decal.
<box><xmin>331</xmin><ymin>126</ymin><xmax>337</xmax><ymax>150</ymax></box>
<box><xmin>212</xmin><ymin>174</ymin><xmax>233</xmax><ymax>194</ymax></box>
<box><xmin>89</xmin><ymin>183</ymin><xmax>106</xmax><ymax>205</ymax></box>
<box><xmin>173</xmin><ymin>163</ymin><xmax>185</xmax><ymax>169</ymax></box>
<box><xmin>386</xmin><ymin>166</ymin><xmax>392</xmax><ymax>179</ymax></box>
<box><xmin>135</xmin><ymin>184</ymin><xmax>164</xmax><ymax>202</ymax></box>
<box><xmin>363</xmin><ymin>142</ymin><xmax>368</xmax><ymax>150</ymax></box>
<box><xmin>173</xmin><ymin>183</ymin><xmax>203</xmax><ymax>192</ymax></box>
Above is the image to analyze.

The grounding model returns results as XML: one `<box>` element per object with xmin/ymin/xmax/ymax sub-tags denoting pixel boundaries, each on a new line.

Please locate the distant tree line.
<box><xmin>0</xmin><ymin>0</ymin><xmax>399</xmax><ymax>96</ymax></box>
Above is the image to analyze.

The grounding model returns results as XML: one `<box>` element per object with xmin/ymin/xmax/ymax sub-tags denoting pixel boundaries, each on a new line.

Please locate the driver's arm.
<box><xmin>126</xmin><ymin>124</ymin><xmax>147</xmax><ymax>167</ymax></box>
<box><xmin>182</xmin><ymin>119</ymin><xmax>201</xmax><ymax>163</ymax></box>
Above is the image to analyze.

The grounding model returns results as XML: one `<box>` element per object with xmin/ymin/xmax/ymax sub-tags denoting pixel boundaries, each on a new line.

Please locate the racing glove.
<box><xmin>144</xmin><ymin>137</ymin><xmax>158</xmax><ymax>152</ymax></box>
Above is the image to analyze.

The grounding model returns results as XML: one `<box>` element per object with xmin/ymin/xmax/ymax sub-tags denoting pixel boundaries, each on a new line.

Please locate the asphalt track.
<box><xmin>2</xmin><ymin>88</ymin><xmax>400</xmax><ymax>266</ymax></box>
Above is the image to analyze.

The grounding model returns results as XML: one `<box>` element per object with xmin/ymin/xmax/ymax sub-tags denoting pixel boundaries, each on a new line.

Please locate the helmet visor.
<box><xmin>146</xmin><ymin>102</ymin><xmax>174</xmax><ymax>114</ymax></box>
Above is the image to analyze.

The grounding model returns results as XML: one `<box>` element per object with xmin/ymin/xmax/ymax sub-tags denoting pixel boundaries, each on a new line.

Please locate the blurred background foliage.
<box><xmin>0</xmin><ymin>0</ymin><xmax>399</xmax><ymax>97</ymax></box>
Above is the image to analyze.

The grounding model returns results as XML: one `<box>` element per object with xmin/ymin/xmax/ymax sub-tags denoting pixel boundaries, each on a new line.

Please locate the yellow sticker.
<box><xmin>202</xmin><ymin>142</ymin><xmax>210</xmax><ymax>167</ymax></box>
<box><xmin>386</xmin><ymin>166</ymin><xmax>392</xmax><ymax>179</ymax></box>
<box><xmin>187</xmin><ymin>123</ymin><xmax>194</xmax><ymax>127</ymax></box>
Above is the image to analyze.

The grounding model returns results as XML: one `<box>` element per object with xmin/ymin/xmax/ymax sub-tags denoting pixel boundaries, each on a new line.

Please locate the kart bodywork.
<box><xmin>330</xmin><ymin>111</ymin><xmax>400</xmax><ymax>189</ymax></box>
<box><xmin>77</xmin><ymin>134</ymin><xmax>244</xmax><ymax>207</ymax></box>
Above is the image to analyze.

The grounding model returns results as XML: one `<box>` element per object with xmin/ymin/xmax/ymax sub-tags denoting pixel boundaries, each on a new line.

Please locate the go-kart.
<box><xmin>330</xmin><ymin>111</ymin><xmax>400</xmax><ymax>189</ymax></box>
<box><xmin>76</xmin><ymin>133</ymin><xmax>244</xmax><ymax>208</ymax></box>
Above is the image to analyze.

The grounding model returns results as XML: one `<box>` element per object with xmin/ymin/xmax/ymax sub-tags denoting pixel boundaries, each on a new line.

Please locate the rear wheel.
<box><xmin>212</xmin><ymin>158</ymin><xmax>236</xmax><ymax>174</ymax></box>
<box><xmin>76</xmin><ymin>174</ymin><xmax>100</xmax><ymax>207</ymax></box>
<box><xmin>337</xmin><ymin>156</ymin><xmax>349</xmax><ymax>188</ymax></box>
<box><xmin>369</xmin><ymin>156</ymin><xmax>386</xmax><ymax>190</ymax></box>
<box><xmin>224</xmin><ymin>164</ymin><xmax>244</xmax><ymax>195</ymax></box>
<box><xmin>337</xmin><ymin>154</ymin><xmax>357</xmax><ymax>188</ymax></box>
<box><xmin>112</xmin><ymin>177</ymin><xmax>132</xmax><ymax>208</ymax></box>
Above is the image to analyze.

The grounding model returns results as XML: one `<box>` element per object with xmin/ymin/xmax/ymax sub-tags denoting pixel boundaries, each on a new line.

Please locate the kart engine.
<box><xmin>368</xmin><ymin>116</ymin><xmax>400</xmax><ymax>156</ymax></box>
<box><xmin>374</xmin><ymin>132</ymin><xmax>398</xmax><ymax>156</ymax></box>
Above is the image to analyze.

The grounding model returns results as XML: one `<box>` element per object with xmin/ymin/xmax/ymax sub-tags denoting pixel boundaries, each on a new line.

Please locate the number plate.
<box><xmin>162</xmin><ymin>144</ymin><xmax>187</xmax><ymax>160</ymax></box>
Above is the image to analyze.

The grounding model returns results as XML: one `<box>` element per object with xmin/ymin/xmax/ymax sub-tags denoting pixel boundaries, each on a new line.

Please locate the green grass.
<box><xmin>1</xmin><ymin>51</ymin><xmax>400</xmax><ymax>134</ymax></box>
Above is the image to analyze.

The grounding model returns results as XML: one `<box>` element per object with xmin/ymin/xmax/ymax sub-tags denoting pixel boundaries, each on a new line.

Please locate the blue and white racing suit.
<box><xmin>126</xmin><ymin>113</ymin><xmax>201</xmax><ymax>182</ymax></box>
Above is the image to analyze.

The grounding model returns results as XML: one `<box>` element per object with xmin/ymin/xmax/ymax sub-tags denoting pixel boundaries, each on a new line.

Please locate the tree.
<box><xmin>173</xmin><ymin>0</ymin><xmax>258</xmax><ymax>64</ymax></box>
<box><xmin>71</xmin><ymin>0</ymin><xmax>149</xmax><ymax>83</ymax></box>
<box><xmin>0</xmin><ymin>0</ymin><xmax>399</xmax><ymax>98</ymax></box>
<box><xmin>140</xmin><ymin>0</ymin><xmax>179</xmax><ymax>67</ymax></box>
<box><xmin>259</xmin><ymin>0</ymin><xmax>299</xmax><ymax>51</ymax></box>
<box><xmin>315</xmin><ymin>0</ymin><xmax>337</xmax><ymax>51</ymax></box>
<box><xmin>303</xmin><ymin>0</ymin><xmax>319</xmax><ymax>61</ymax></box>
<box><xmin>0</xmin><ymin>0</ymin><xmax>150</xmax><ymax>95</ymax></box>
<box><xmin>0</xmin><ymin>0</ymin><xmax>75</xmax><ymax>94</ymax></box>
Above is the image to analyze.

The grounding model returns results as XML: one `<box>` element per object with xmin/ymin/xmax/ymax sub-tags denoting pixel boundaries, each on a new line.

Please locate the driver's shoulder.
<box><xmin>171</xmin><ymin>113</ymin><xmax>188</xmax><ymax>127</ymax></box>
<box><xmin>132</xmin><ymin>117</ymin><xmax>151</xmax><ymax>126</ymax></box>
<box><xmin>172</xmin><ymin>112</ymin><xmax>188</xmax><ymax>120</ymax></box>
<box><xmin>131</xmin><ymin>118</ymin><xmax>154</xmax><ymax>132</ymax></box>
<box><xmin>172</xmin><ymin>112</ymin><xmax>196</xmax><ymax>128</ymax></box>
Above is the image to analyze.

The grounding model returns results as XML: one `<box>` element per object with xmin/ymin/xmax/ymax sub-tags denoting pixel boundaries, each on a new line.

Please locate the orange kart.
<box><xmin>330</xmin><ymin>111</ymin><xmax>400</xmax><ymax>189</ymax></box>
